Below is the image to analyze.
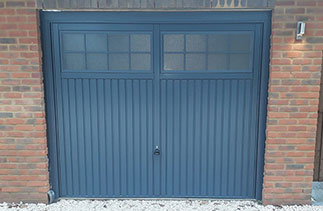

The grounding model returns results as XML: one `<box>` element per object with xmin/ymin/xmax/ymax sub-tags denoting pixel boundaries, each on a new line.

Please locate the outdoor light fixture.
<box><xmin>296</xmin><ymin>21</ymin><xmax>306</xmax><ymax>40</ymax></box>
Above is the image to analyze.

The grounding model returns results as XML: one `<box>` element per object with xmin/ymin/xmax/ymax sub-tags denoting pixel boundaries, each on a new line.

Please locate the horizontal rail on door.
<box><xmin>159</xmin><ymin>73</ymin><xmax>253</xmax><ymax>80</ymax></box>
<box><xmin>61</xmin><ymin>72</ymin><xmax>154</xmax><ymax>79</ymax></box>
<box><xmin>58</xmin><ymin>24</ymin><xmax>154</xmax><ymax>31</ymax></box>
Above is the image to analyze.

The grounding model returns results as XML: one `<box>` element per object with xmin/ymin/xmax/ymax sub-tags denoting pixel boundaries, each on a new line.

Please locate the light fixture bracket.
<box><xmin>296</xmin><ymin>21</ymin><xmax>306</xmax><ymax>40</ymax></box>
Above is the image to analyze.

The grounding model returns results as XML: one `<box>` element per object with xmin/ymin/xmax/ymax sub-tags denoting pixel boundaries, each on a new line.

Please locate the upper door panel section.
<box><xmin>160</xmin><ymin>24</ymin><xmax>256</xmax><ymax>74</ymax></box>
<box><xmin>57</xmin><ymin>24</ymin><xmax>154</xmax><ymax>73</ymax></box>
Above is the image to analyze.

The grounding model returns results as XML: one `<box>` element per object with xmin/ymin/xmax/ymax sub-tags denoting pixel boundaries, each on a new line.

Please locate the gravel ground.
<box><xmin>0</xmin><ymin>199</ymin><xmax>323</xmax><ymax>211</ymax></box>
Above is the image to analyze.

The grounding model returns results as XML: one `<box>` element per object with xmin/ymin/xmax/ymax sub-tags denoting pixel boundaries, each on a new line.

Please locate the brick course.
<box><xmin>0</xmin><ymin>0</ymin><xmax>323</xmax><ymax>205</ymax></box>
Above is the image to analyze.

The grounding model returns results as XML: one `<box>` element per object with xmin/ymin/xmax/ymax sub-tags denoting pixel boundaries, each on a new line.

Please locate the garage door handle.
<box><xmin>154</xmin><ymin>146</ymin><xmax>160</xmax><ymax>156</ymax></box>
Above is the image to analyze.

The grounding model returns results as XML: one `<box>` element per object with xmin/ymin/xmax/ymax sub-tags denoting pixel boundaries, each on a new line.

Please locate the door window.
<box><xmin>162</xmin><ymin>32</ymin><xmax>253</xmax><ymax>72</ymax></box>
<box><xmin>61</xmin><ymin>32</ymin><xmax>152</xmax><ymax>72</ymax></box>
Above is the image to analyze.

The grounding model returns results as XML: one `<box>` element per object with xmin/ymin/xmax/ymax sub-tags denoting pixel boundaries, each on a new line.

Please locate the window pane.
<box><xmin>131</xmin><ymin>34</ymin><xmax>150</xmax><ymax>52</ymax></box>
<box><xmin>108</xmin><ymin>34</ymin><xmax>129</xmax><ymax>52</ymax></box>
<box><xmin>230</xmin><ymin>34</ymin><xmax>252</xmax><ymax>51</ymax></box>
<box><xmin>86</xmin><ymin>34</ymin><xmax>107</xmax><ymax>51</ymax></box>
<box><xmin>164</xmin><ymin>34</ymin><xmax>184</xmax><ymax>52</ymax></box>
<box><xmin>208</xmin><ymin>54</ymin><xmax>228</xmax><ymax>70</ymax></box>
<box><xmin>109</xmin><ymin>53</ymin><xmax>129</xmax><ymax>70</ymax></box>
<box><xmin>186</xmin><ymin>34</ymin><xmax>206</xmax><ymax>52</ymax></box>
<box><xmin>186</xmin><ymin>54</ymin><xmax>206</xmax><ymax>71</ymax></box>
<box><xmin>131</xmin><ymin>54</ymin><xmax>150</xmax><ymax>70</ymax></box>
<box><xmin>164</xmin><ymin>54</ymin><xmax>184</xmax><ymax>70</ymax></box>
<box><xmin>63</xmin><ymin>53</ymin><xmax>85</xmax><ymax>70</ymax></box>
<box><xmin>208</xmin><ymin>34</ymin><xmax>229</xmax><ymax>52</ymax></box>
<box><xmin>62</xmin><ymin>34</ymin><xmax>85</xmax><ymax>51</ymax></box>
<box><xmin>229</xmin><ymin>54</ymin><xmax>250</xmax><ymax>70</ymax></box>
<box><xmin>87</xmin><ymin>53</ymin><xmax>107</xmax><ymax>70</ymax></box>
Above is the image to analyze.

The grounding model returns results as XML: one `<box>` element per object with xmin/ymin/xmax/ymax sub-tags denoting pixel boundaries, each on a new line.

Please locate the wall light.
<box><xmin>296</xmin><ymin>21</ymin><xmax>306</xmax><ymax>40</ymax></box>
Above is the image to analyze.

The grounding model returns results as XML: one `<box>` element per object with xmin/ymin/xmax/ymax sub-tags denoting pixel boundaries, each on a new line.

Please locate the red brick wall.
<box><xmin>0</xmin><ymin>0</ymin><xmax>49</xmax><ymax>203</ymax></box>
<box><xmin>263</xmin><ymin>0</ymin><xmax>323</xmax><ymax>205</ymax></box>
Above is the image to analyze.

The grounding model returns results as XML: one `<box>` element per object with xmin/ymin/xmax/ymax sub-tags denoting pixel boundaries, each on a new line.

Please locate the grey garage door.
<box><xmin>42</xmin><ymin>12</ymin><xmax>270</xmax><ymax>200</ymax></box>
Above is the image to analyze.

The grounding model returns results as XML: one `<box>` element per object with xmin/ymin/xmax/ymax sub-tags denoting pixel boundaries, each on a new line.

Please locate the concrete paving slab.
<box><xmin>312</xmin><ymin>182</ymin><xmax>323</xmax><ymax>204</ymax></box>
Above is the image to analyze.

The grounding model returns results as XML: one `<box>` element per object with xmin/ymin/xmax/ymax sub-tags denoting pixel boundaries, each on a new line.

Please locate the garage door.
<box><xmin>42</xmin><ymin>12</ymin><xmax>270</xmax><ymax>199</ymax></box>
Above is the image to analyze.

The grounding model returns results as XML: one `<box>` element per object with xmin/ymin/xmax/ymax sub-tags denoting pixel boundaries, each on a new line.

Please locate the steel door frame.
<box><xmin>40</xmin><ymin>11</ymin><xmax>271</xmax><ymax>200</ymax></box>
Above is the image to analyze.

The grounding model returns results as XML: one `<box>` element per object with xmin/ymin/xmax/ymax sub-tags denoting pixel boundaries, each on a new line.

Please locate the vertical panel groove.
<box><xmin>205</xmin><ymin>80</ymin><xmax>210</xmax><ymax>196</ymax></box>
<box><xmin>147</xmin><ymin>80</ymin><xmax>150</xmax><ymax>195</ymax></box>
<box><xmin>70</xmin><ymin>79</ymin><xmax>79</xmax><ymax>195</ymax></box>
<box><xmin>74</xmin><ymin>80</ymin><xmax>80</xmax><ymax>196</ymax></box>
<box><xmin>124</xmin><ymin>80</ymin><xmax>129</xmax><ymax>195</ymax></box>
<box><xmin>237</xmin><ymin>80</ymin><xmax>246</xmax><ymax>195</ymax></box>
<box><xmin>139</xmin><ymin>80</ymin><xmax>142</xmax><ymax>195</ymax></box>
<box><xmin>246</xmin><ymin>80</ymin><xmax>252</xmax><ymax>196</ymax></box>
<box><xmin>63</xmin><ymin>79</ymin><xmax>72</xmax><ymax>195</ymax></box>
<box><xmin>225</xmin><ymin>80</ymin><xmax>232</xmax><ymax>195</ymax></box>
<box><xmin>172</xmin><ymin>80</ymin><xmax>175</xmax><ymax>196</ymax></box>
<box><xmin>219</xmin><ymin>80</ymin><xmax>224</xmax><ymax>195</ymax></box>
<box><xmin>210</xmin><ymin>80</ymin><xmax>217</xmax><ymax>196</ymax></box>
<box><xmin>232</xmin><ymin>80</ymin><xmax>239</xmax><ymax>195</ymax></box>
<box><xmin>59</xmin><ymin>80</ymin><xmax>66</xmax><ymax>196</ymax></box>
<box><xmin>248</xmin><ymin>79</ymin><xmax>255</xmax><ymax>197</ymax></box>
<box><xmin>158</xmin><ymin>79</ymin><xmax>161</xmax><ymax>196</ymax></box>
<box><xmin>67</xmin><ymin>80</ymin><xmax>74</xmax><ymax>195</ymax></box>
<box><xmin>117</xmin><ymin>79</ymin><xmax>121</xmax><ymax>195</ymax></box>
<box><xmin>192</xmin><ymin>80</ymin><xmax>195</xmax><ymax>195</ymax></box>
<box><xmin>110</xmin><ymin>80</ymin><xmax>115</xmax><ymax>195</ymax></box>
<box><xmin>132</xmin><ymin>80</ymin><xmax>136</xmax><ymax>195</ymax></box>
<box><xmin>81</xmin><ymin>79</ymin><xmax>87</xmax><ymax>195</ymax></box>
<box><xmin>120</xmin><ymin>79</ymin><xmax>127</xmax><ymax>195</ymax></box>
<box><xmin>185</xmin><ymin>80</ymin><xmax>189</xmax><ymax>196</ymax></box>
<box><xmin>178</xmin><ymin>80</ymin><xmax>182</xmax><ymax>195</ymax></box>
<box><xmin>89</xmin><ymin>80</ymin><xmax>93</xmax><ymax>195</ymax></box>
<box><xmin>103</xmin><ymin>80</ymin><xmax>107</xmax><ymax>195</ymax></box>
<box><xmin>148</xmin><ymin>80</ymin><xmax>153</xmax><ymax>196</ymax></box>
<box><xmin>165</xmin><ymin>80</ymin><xmax>169</xmax><ymax>196</ymax></box>
<box><xmin>96</xmin><ymin>80</ymin><xmax>101</xmax><ymax>196</ymax></box>
<box><xmin>198</xmin><ymin>80</ymin><xmax>202</xmax><ymax>195</ymax></box>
